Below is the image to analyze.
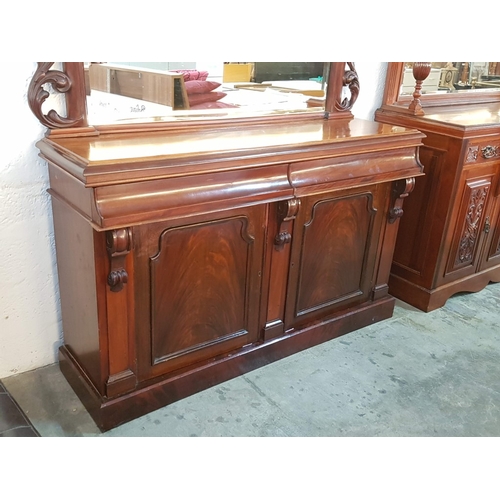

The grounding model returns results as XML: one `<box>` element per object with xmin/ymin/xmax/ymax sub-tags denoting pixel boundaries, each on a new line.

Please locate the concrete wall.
<box><xmin>0</xmin><ymin>62</ymin><xmax>388</xmax><ymax>379</ymax></box>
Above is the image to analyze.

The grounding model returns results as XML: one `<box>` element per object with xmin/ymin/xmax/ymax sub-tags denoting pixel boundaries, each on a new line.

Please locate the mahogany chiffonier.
<box><xmin>376</xmin><ymin>62</ymin><xmax>500</xmax><ymax>312</ymax></box>
<box><xmin>28</xmin><ymin>63</ymin><xmax>423</xmax><ymax>430</ymax></box>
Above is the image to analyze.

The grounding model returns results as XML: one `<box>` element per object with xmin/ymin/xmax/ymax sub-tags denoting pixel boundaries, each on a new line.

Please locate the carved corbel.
<box><xmin>388</xmin><ymin>178</ymin><xmax>416</xmax><ymax>224</ymax></box>
<box><xmin>274</xmin><ymin>199</ymin><xmax>300</xmax><ymax>249</ymax></box>
<box><xmin>106</xmin><ymin>228</ymin><xmax>133</xmax><ymax>292</ymax></box>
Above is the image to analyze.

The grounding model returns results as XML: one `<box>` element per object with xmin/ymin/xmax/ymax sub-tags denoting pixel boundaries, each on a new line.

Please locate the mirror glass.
<box><xmin>400</xmin><ymin>62</ymin><xmax>500</xmax><ymax>96</ymax></box>
<box><xmin>85</xmin><ymin>62</ymin><xmax>328</xmax><ymax>125</ymax></box>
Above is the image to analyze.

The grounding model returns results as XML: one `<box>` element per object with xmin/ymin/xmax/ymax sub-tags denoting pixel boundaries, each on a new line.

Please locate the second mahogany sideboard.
<box><xmin>376</xmin><ymin>102</ymin><xmax>500</xmax><ymax>312</ymax></box>
<box><xmin>37</xmin><ymin>118</ymin><xmax>423</xmax><ymax>430</ymax></box>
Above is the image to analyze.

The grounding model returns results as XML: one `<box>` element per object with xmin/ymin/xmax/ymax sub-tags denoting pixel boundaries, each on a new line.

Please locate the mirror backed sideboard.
<box><xmin>376</xmin><ymin>62</ymin><xmax>500</xmax><ymax>312</ymax></box>
<box><xmin>29</xmin><ymin>62</ymin><xmax>425</xmax><ymax>430</ymax></box>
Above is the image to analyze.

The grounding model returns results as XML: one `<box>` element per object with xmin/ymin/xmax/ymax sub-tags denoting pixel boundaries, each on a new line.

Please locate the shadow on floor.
<box><xmin>0</xmin><ymin>381</ymin><xmax>39</xmax><ymax>437</ymax></box>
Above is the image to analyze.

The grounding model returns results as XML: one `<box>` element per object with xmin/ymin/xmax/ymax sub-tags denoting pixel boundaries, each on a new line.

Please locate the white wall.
<box><xmin>0</xmin><ymin>63</ymin><xmax>64</xmax><ymax>378</ymax></box>
<box><xmin>0</xmin><ymin>62</ymin><xmax>388</xmax><ymax>380</ymax></box>
<box><xmin>353</xmin><ymin>62</ymin><xmax>388</xmax><ymax>120</ymax></box>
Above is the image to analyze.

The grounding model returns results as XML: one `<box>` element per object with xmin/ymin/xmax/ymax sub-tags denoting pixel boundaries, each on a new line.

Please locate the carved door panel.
<box><xmin>444</xmin><ymin>169</ymin><xmax>495</xmax><ymax>281</ymax></box>
<box><xmin>284</xmin><ymin>186</ymin><xmax>385</xmax><ymax>330</ymax></box>
<box><xmin>134</xmin><ymin>206</ymin><xmax>266</xmax><ymax>381</ymax></box>
<box><xmin>478</xmin><ymin>169</ymin><xmax>500</xmax><ymax>271</ymax></box>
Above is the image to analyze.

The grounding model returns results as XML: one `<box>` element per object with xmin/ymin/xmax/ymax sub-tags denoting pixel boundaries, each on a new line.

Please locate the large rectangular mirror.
<box><xmin>85</xmin><ymin>62</ymin><xmax>328</xmax><ymax>125</ymax></box>
<box><xmin>400</xmin><ymin>62</ymin><xmax>500</xmax><ymax>95</ymax></box>
<box><xmin>381</xmin><ymin>62</ymin><xmax>500</xmax><ymax>111</ymax></box>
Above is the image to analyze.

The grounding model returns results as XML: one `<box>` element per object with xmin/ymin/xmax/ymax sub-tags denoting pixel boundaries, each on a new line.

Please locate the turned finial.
<box><xmin>408</xmin><ymin>62</ymin><xmax>432</xmax><ymax>116</ymax></box>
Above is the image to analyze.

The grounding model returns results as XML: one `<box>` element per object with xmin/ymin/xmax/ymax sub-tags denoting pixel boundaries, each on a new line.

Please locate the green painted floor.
<box><xmin>3</xmin><ymin>283</ymin><xmax>500</xmax><ymax>437</ymax></box>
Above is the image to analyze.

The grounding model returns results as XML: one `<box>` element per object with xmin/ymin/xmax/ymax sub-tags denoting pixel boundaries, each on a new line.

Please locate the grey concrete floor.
<box><xmin>3</xmin><ymin>283</ymin><xmax>500</xmax><ymax>437</ymax></box>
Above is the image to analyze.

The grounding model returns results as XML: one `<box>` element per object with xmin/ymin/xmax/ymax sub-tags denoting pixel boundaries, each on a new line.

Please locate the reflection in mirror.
<box><xmin>85</xmin><ymin>62</ymin><xmax>328</xmax><ymax>125</ymax></box>
<box><xmin>400</xmin><ymin>62</ymin><xmax>500</xmax><ymax>96</ymax></box>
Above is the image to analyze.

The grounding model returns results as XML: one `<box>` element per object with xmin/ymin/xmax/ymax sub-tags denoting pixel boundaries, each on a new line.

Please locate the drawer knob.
<box><xmin>275</xmin><ymin>231</ymin><xmax>292</xmax><ymax>247</ymax></box>
<box><xmin>108</xmin><ymin>269</ymin><xmax>129</xmax><ymax>289</ymax></box>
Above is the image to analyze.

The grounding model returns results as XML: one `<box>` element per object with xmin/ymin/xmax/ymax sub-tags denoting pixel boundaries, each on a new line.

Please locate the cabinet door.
<box><xmin>443</xmin><ymin>168</ymin><xmax>495</xmax><ymax>281</ymax></box>
<box><xmin>478</xmin><ymin>169</ymin><xmax>500</xmax><ymax>271</ymax></box>
<box><xmin>284</xmin><ymin>185</ymin><xmax>387</xmax><ymax>329</ymax></box>
<box><xmin>134</xmin><ymin>205</ymin><xmax>266</xmax><ymax>381</ymax></box>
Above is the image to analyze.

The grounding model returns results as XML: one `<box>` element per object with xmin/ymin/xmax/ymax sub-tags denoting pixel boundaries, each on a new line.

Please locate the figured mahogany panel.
<box><xmin>286</xmin><ymin>188</ymin><xmax>380</xmax><ymax>328</ymax></box>
<box><xmin>135</xmin><ymin>206</ymin><xmax>266</xmax><ymax>378</ymax></box>
<box><xmin>151</xmin><ymin>218</ymin><xmax>250</xmax><ymax>360</ymax></box>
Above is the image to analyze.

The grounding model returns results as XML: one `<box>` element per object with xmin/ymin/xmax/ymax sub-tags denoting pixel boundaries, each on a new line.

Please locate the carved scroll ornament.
<box><xmin>334</xmin><ymin>62</ymin><xmax>360</xmax><ymax>112</ymax></box>
<box><xmin>28</xmin><ymin>63</ymin><xmax>82</xmax><ymax>129</ymax></box>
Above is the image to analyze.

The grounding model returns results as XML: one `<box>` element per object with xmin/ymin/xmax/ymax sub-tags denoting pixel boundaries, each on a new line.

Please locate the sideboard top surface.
<box><xmin>39</xmin><ymin>117</ymin><xmax>425</xmax><ymax>229</ymax></box>
<box><xmin>40</xmin><ymin>118</ymin><xmax>422</xmax><ymax>165</ymax></box>
<box><xmin>377</xmin><ymin>102</ymin><xmax>500</xmax><ymax>139</ymax></box>
<box><xmin>423</xmin><ymin>102</ymin><xmax>500</xmax><ymax>128</ymax></box>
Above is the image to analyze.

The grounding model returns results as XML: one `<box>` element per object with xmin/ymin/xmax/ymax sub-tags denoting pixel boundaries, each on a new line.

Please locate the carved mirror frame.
<box><xmin>381</xmin><ymin>62</ymin><xmax>500</xmax><ymax>114</ymax></box>
<box><xmin>28</xmin><ymin>62</ymin><xmax>360</xmax><ymax>137</ymax></box>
